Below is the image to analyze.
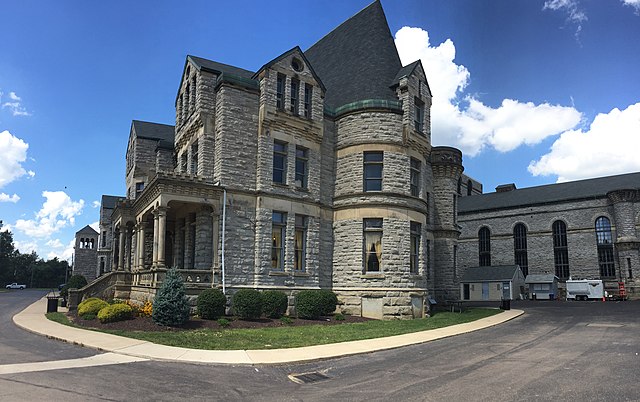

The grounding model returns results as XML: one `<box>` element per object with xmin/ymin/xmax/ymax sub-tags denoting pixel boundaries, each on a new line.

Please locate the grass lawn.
<box><xmin>47</xmin><ymin>308</ymin><xmax>500</xmax><ymax>350</ymax></box>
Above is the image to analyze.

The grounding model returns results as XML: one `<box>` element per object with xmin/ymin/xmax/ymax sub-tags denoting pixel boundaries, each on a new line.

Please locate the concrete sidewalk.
<box><xmin>13</xmin><ymin>297</ymin><xmax>523</xmax><ymax>365</ymax></box>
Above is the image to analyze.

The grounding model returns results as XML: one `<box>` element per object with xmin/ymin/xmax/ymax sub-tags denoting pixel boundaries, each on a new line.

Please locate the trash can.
<box><xmin>549</xmin><ymin>293</ymin><xmax>555</xmax><ymax>300</ymax></box>
<box><xmin>46</xmin><ymin>296</ymin><xmax>59</xmax><ymax>313</ymax></box>
<box><xmin>500</xmin><ymin>299</ymin><xmax>511</xmax><ymax>310</ymax></box>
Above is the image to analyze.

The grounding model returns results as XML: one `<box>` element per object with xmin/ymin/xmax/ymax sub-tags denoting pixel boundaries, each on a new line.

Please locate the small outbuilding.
<box><xmin>459</xmin><ymin>265</ymin><xmax>525</xmax><ymax>301</ymax></box>
<box><xmin>525</xmin><ymin>274</ymin><xmax>559</xmax><ymax>300</ymax></box>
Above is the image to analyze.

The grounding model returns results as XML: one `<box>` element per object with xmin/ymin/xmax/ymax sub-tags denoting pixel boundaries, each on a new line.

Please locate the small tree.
<box><xmin>152</xmin><ymin>268</ymin><xmax>190</xmax><ymax>326</ymax></box>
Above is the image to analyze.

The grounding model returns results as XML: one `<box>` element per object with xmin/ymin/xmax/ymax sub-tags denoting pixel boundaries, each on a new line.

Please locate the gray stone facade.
<box><xmin>73</xmin><ymin>225</ymin><xmax>98</xmax><ymax>281</ymax></box>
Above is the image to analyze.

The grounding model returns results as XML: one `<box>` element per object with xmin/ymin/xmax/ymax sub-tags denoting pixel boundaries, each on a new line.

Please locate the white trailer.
<box><xmin>566</xmin><ymin>279</ymin><xmax>604</xmax><ymax>301</ymax></box>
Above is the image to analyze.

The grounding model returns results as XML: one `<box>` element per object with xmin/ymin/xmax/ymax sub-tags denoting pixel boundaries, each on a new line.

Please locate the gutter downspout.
<box><xmin>221</xmin><ymin>187</ymin><xmax>227</xmax><ymax>295</ymax></box>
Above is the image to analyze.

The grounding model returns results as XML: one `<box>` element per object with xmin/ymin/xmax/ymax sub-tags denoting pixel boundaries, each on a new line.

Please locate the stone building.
<box><xmin>73</xmin><ymin>225</ymin><xmax>99</xmax><ymax>281</ymax></box>
<box><xmin>81</xmin><ymin>0</ymin><xmax>467</xmax><ymax>319</ymax></box>
<box><xmin>458</xmin><ymin>172</ymin><xmax>640</xmax><ymax>299</ymax></box>
<box><xmin>97</xmin><ymin>195</ymin><xmax>124</xmax><ymax>277</ymax></box>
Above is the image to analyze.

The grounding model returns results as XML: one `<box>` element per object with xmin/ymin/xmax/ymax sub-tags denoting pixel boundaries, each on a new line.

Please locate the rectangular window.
<box><xmin>190</xmin><ymin>142</ymin><xmax>198</xmax><ymax>175</ymax></box>
<box><xmin>414</xmin><ymin>98</ymin><xmax>424</xmax><ymax>132</ymax></box>
<box><xmin>304</xmin><ymin>84</ymin><xmax>312</xmax><ymax>118</ymax></box>
<box><xmin>273</xmin><ymin>141</ymin><xmax>287</xmax><ymax>184</ymax></box>
<box><xmin>363</xmin><ymin>218</ymin><xmax>383</xmax><ymax>272</ymax></box>
<box><xmin>276</xmin><ymin>74</ymin><xmax>285</xmax><ymax>110</ymax></box>
<box><xmin>101</xmin><ymin>231</ymin><xmax>106</xmax><ymax>248</ymax></box>
<box><xmin>410</xmin><ymin>157</ymin><xmax>421</xmax><ymax>197</ymax></box>
<box><xmin>295</xmin><ymin>146</ymin><xmax>308</xmax><ymax>189</ymax></box>
<box><xmin>453</xmin><ymin>245</ymin><xmax>458</xmax><ymax>280</ymax></box>
<box><xmin>363</xmin><ymin>151</ymin><xmax>383</xmax><ymax>192</ymax></box>
<box><xmin>426</xmin><ymin>239</ymin><xmax>431</xmax><ymax>281</ymax></box>
<box><xmin>290</xmin><ymin>78</ymin><xmax>299</xmax><ymax>114</ymax></box>
<box><xmin>410</xmin><ymin>222</ymin><xmax>421</xmax><ymax>274</ymax></box>
<box><xmin>271</xmin><ymin>211</ymin><xmax>286</xmax><ymax>270</ymax></box>
<box><xmin>135</xmin><ymin>182</ymin><xmax>144</xmax><ymax>197</ymax></box>
<box><xmin>180</xmin><ymin>153</ymin><xmax>188</xmax><ymax>173</ymax></box>
<box><xmin>294</xmin><ymin>215</ymin><xmax>307</xmax><ymax>271</ymax></box>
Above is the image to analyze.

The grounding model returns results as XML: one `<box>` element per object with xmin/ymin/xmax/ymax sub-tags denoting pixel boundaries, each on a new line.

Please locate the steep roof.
<box><xmin>131</xmin><ymin>120</ymin><xmax>174</xmax><ymax>142</ymax></box>
<box><xmin>304</xmin><ymin>0</ymin><xmax>403</xmax><ymax>109</ymax></box>
<box><xmin>252</xmin><ymin>47</ymin><xmax>326</xmax><ymax>92</ymax></box>
<box><xmin>188</xmin><ymin>55</ymin><xmax>254</xmax><ymax>79</ymax></box>
<box><xmin>76</xmin><ymin>225</ymin><xmax>98</xmax><ymax>235</ymax></box>
<box><xmin>459</xmin><ymin>265</ymin><xmax>522</xmax><ymax>282</ymax></box>
<box><xmin>459</xmin><ymin>171</ymin><xmax>640</xmax><ymax>213</ymax></box>
<box><xmin>101</xmin><ymin>195</ymin><xmax>124</xmax><ymax>210</ymax></box>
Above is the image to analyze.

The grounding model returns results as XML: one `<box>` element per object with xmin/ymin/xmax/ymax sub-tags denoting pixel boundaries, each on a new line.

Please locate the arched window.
<box><xmin>467</xmin><ymin>179</ymin><xmax>473</xmax><ymax>196</ymax></box>
<box><xmin>514</xmin><ymin>223</ymin><xmax>528</xmax><ymax>276</ymax></box>
<box><xmin>595</xmin><ymin>216</ymin><xmax>615</xmax><ymax>277</ymax></box>
<box><xmin>479</xmin><ymin>227</ymin><xmax>491</xmax><ymax>266</ymax></box>
<box><xmin>552</xmin><ymin>220</ymin><xmax>569</xmax><ymax>279</ymax></box>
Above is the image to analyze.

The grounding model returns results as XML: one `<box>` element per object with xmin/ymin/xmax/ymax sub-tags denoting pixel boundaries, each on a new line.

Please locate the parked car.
<box><xmin>6</xmin><ymin>283</ymin><xmax>26</xmax><ymax>290</ymax></box>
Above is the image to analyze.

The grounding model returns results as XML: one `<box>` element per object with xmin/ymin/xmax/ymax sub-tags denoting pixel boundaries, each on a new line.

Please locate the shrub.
<box><xmin>197</xmin><ymin>289</ymin><xmax>227</xmax><ymax>320</ymax></box>
<box><xmin>262</xmin><ymin>290</ymin><xmax>288</xmax><ymax>318</ymax></box>
<box><xmin>280</xmin><ymin>316</ymin><xmax>293</xmax><ymax>325</ymax></box>
<box><xmin>152</xmin><ymin>268</ymin><xmax>190</xmax><ymax>327</ymax></box>
<box><xmin>81</xmin><ymin>312</ymin><xmax>96</xmax><ymax>321</ymax></box>
<box><xmin>296</xmin><ymin>290</ymin><xmax>338</xmax><ymax>319</ymax></box>
<box><xmin>232</xmin><ymin>289</ymin><xmax>263</xmax><ymax>320</ymax></box>
<box><xmin>77</xmin><ymin>298</ymin><xmax>109</xmax><ymax>318</ymax></box>
<box><xmin>334</xmin><ymin>312</ymin><xmax>345</xmax><ymax>321</ymax></box>
<box><xmin>217</xmin><ymin>318</ymin><xmax>230</xmax><ymax>327</ymax></box>
<box><xmin>61</xmin><ymin>274</ymin><xmax>88</xmax><ymax>298</ymax></box>
<box><xmin>97</xmin><ymin>303</ymin><xmax>133</xmax><ymax>323</ymax></box>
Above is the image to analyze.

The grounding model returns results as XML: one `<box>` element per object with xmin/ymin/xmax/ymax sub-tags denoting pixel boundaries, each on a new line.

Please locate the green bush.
<box><xmin>217</xmin><ymin>318</ymin><xmax>230</xmax><ymax>327</ymax></box>
<box><xmin>97</xmin><ymin>303</ymin><xmax>133</xmax><ymax>323</ymax></box>
<box><xmin>81</xmin><ymin>312</ymin><xmax>96</xmax><ymax>320</ymax></box>
<box><xmin>152</xmin><ymin>268</ymin><xmax>190</xmax><ymax>327</ymax></box>
<box><xmin>262</xmin><ymin>290</ymin><xmax>288</xmax><ymax>318</ymax></box>
<box><xmin>61</xmin><ymin>274</ymin><xmax>88</xmax><ymax>298</ymax></box>
<box><xmin>197</xmin><ymin>289</ymin><xmax>227</xmax><ymax>320</ymax></box>
<box><xmin>296</xmin><ymin>290</ymin><xmax>338</xmax><ymax>319</ymax></box>
<box><xmin>232</xmin><ymin>289</ymin><xmax>263</xmax><ymax>320</ymax></box>
<box><xmin>77</xmin><ymin>298</ymin><xmax>108</xmax><ymax>318</ymax></box>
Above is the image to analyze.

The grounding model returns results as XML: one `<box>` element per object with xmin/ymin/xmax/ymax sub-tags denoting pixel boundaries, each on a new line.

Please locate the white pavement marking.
<box><xmin>0</xmin><ymin>353</ymin><xmax>148</xmax><ymax>375</ymax></box>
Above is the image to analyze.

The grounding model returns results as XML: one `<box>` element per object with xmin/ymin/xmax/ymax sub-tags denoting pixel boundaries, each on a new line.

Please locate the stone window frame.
<box><xmin>552</xmin><ymin>220</ymin><xmax>570</xmax><ymax>279</ymax></box>
<box><xmin>294</xmin><ymin>215</ymin><xmax>307</xmax><ymax>271</ymax></box>
<box><xmin>478</xmin><ymin>226</ymin><xmax>491</xmax><ymax>267</ymax></box>
<box><xmin>276</xmin><ymin>73</ymin><xmax>285</xmax><ymax>110</ymax></box>
<box><xmin>410</xmin><ymin>157</ymin><xmax>421</xmax><ymax>197</ymax></box>
<box><xmin>271</xmin><ymin>211</ymin><xmax>287</xmax><ymax>270</ymax></box>
<box><xmin>363</xmin><ymin>151</ymin><xmax>383</xmax><ymax>192</ymax></box>
<box><xmin>135</xmin><ymin>182</ymin><xmax>145</xmax><ymax>197</ymax></box>
<box><xmin>595</xmin><ymin>216</ymin><xmax>616</xmax><ymax>278</ymax></box>
<box><xmin>295</xmin><ymin>146</ymin><xmax>309</xmax><ymax>189</ymax></box>
<box><xmin>513</xmin><ymin>223</ymin><xmax>529</xmax><ymax>276</ymax></box>
<box><xmin>303</xmin><ymin>83</ymin><xmax>313</xmax><ymax>119</ymax></box>
<box><xmin>190</xmin><ymin>141</ymin><xmax>199</xmax><ymax>175</ymax></box>
<box><xmin>290</xmin><ymin>78</ymin><xmax>300</xmax><ymax>115</ymax></box>
<box><xmin>180</xmin><ymin>152</ymin><xmax>188</xmax><ymax>173</ymax></box>
<box><xmin>410</xmin><ymin>221</ymin><xmax>421</xmax><ymax>274</ymax></box>
<box><xmin>363</xmin><ymin>218</ymin><xmax>383</xmax><ymax>273</ymax></box>
<box><xmin>273</xmin><ymin>140</ymin><xmax>288</xmax><ymax>184</ymax></box>
<box><xmin>414</xmin><ymin>97</ymin><xmax>425</xmax><ymax>133</ymax></box>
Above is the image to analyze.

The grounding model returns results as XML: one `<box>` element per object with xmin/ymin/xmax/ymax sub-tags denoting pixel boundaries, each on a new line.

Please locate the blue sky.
<box><xmin>1</xmin><ymin>0</ymin><xmax>639</xmax><ymax>261</ymax></box>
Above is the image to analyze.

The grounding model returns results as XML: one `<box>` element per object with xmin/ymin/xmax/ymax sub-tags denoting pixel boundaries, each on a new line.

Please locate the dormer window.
<box><xmin>276</xmin><ymin>74</ymin><xmax>285</xmax><ymax>110</ymax></box>
<box><xmin>290</xmin><ymin>78</ymin><xmax>299</xmax><ymax>115</ymax></box>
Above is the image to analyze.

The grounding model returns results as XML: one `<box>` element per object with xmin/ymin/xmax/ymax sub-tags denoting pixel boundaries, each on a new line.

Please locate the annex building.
<box><xmin>74</xmin><ymin>1</ymin><xmax>637</xmax><ymax>318</ymax></box>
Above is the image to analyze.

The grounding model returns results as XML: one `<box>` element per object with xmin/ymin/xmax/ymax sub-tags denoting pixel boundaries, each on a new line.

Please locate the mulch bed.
<box><xmin>69</xmin><ymin>313</ymin><xmax>372</xmax><ymax>332</ymax></box>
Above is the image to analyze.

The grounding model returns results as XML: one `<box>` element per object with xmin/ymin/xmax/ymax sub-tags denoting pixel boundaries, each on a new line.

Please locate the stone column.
<box><xmin>152</xmin><ymin>209</ymin><xmax>159</xmax><ymax>267</ymax></box>
<box><xmin>137</xmin><ymin>222</ymin><xmax>145</xmax><ymax>270</ymax></box>
<box><xmin>125</xmin><ymin>226</ymin><xmax>133</xmax><ymax>271</ymax></box>
<box><xmin>117</xmin><ymin>228</ymin><xmax>125</xmax><ymax>271</ymax></box>
<box><xmin>157</xmin><ymin>207</ymin><xmax>167</xmax><ymax>268</ymax></box>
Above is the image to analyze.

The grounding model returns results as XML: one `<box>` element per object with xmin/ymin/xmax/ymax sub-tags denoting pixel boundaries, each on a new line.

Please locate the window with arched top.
<box><xmin>552</xmin><ymin>220</ymin><xmax>569</xmax><ymax>279</ymax></box>
<box><xmin>478</xmin><ymin>227</ymin><xmax>491</xmax><ymax>266</ymax></box>
<box><xmin>513</xmin><ymin>223</ymin><xmax>528</xmax><ymax>276</ymax></box>
<box><xmin>595</xmin><ymin>216</ymin><xmax>615</xmax><ymax>277</ymax></box>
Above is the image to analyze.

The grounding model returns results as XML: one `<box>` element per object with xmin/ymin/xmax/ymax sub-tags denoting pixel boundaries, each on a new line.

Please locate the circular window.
<box><xmin>291</xmin><ymin>58</ymin><xmax>303</xmax><ymax>72</ymax></box>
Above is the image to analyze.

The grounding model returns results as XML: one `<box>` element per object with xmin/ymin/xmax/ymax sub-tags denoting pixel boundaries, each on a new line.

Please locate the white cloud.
<box><xmin>0</xmin><ymin>130</ymin><xmax>31</xmax><ymax>188</ymax></box>
<box><xmin>543</xmin><ymin>0</ymin><xmax>587</xmax><ymax>39</ymax></box>
<box><xmin>14</xmin><ymin>240</ymin><xmax>38</xmax><ymax>254</ymax></box>
<box><xmin>92</xmin><ymin>200</ymin><xmax>100</xmax><ymax>208</ymax></box>
<box><xmin>529</xmin><ymin>103</ymin><xmax>640</xmax><ymax>182</ymax></box>
<box><xmin>14</xmin><ymin>191</ymin><xmax>85</xmax><ymax>238</ymax></box>
<box><xmin>622</xmin><ymin>0</ymin><xmax>640</xmax><ymax>14</ymax></box>
<box><xmin>46</xmin><ymin>238</ymin><xmax>74</xmax><ymax>261</ymax></box>
<box><xmin>394</xmin><ymin>27</ymin><xmax>582</xmax><ymax>156</ymax></box>
<box><xmin>0</xmin><ymin>193</ymin><xmax>20</xmax><ymax>203</ymax></box>
<box><xmin>1</xmin><ymin>91</ymin><xmax>30</xmax><ymax>116</ymax></box>
<box><xmin>89</xmin><ymin>221</ymin><xmax>99</xmax><ymax>232</ymax></box>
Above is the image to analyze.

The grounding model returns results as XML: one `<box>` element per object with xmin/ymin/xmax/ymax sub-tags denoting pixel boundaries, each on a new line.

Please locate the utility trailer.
<box><xmin>566</xmin><ymin>279</ymin><xmax>604</xmax><ymax>301</ymax></box>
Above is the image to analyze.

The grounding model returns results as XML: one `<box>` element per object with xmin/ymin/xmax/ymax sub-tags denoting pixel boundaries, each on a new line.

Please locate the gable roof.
<box><xmin>459</xmin><ymin>171</ymin><xmax>640</xmax><ymax>213</ymax></box>
<box><xmin>131</xmin><ymin>120</ymin><xmax>174</xmax><ymax>142</ymax></box>
<box><xmin>459</xmin><ymin>265</ymin><xmax>522</xmax><ymax>282</ymax></box>
<box><xmin>188</xmin><ymin>55</ymin><xmax>255</xmax><ymax>79</ymax></box>
<box><xmin>252</xmin><ymin>46</ymin><xmax>326</xmax><ymax>92</ymax></box>
<box><xmin>76</xmin><ymin>225</ymin><xmax>98</xmax><ymax>235</ymax></box>
<box><xmin>304</xmin><ymin>0</ymin><xmax>402</xmax><ymax>109</ymax></box>
<box><xmin>390</xmin><ymin>60</ymin><xmax>433</xmax><ymax>97</ymax></box>
<box><xmin>101</xmin><ymin>195</ymin><xmax>124</xmax><ymax>210</ymax></box>
<box><xmin>525</xmin><ymin>274</ymin><xmax>558</xmax><ymax>284</ymax></box>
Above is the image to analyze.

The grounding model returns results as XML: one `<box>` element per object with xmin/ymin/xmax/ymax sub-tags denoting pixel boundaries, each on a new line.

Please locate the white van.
<box><xmin>566</xmin><ymin>279</ymin><xmax>604</xmax><ymax>301</ymax></box>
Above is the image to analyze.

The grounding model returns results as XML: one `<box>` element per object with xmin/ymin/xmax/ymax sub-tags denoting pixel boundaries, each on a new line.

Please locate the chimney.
<box><xmin>495</xmin><ymin>183</ymin><xmax>517</xmax><ymax>193</ymax></box>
